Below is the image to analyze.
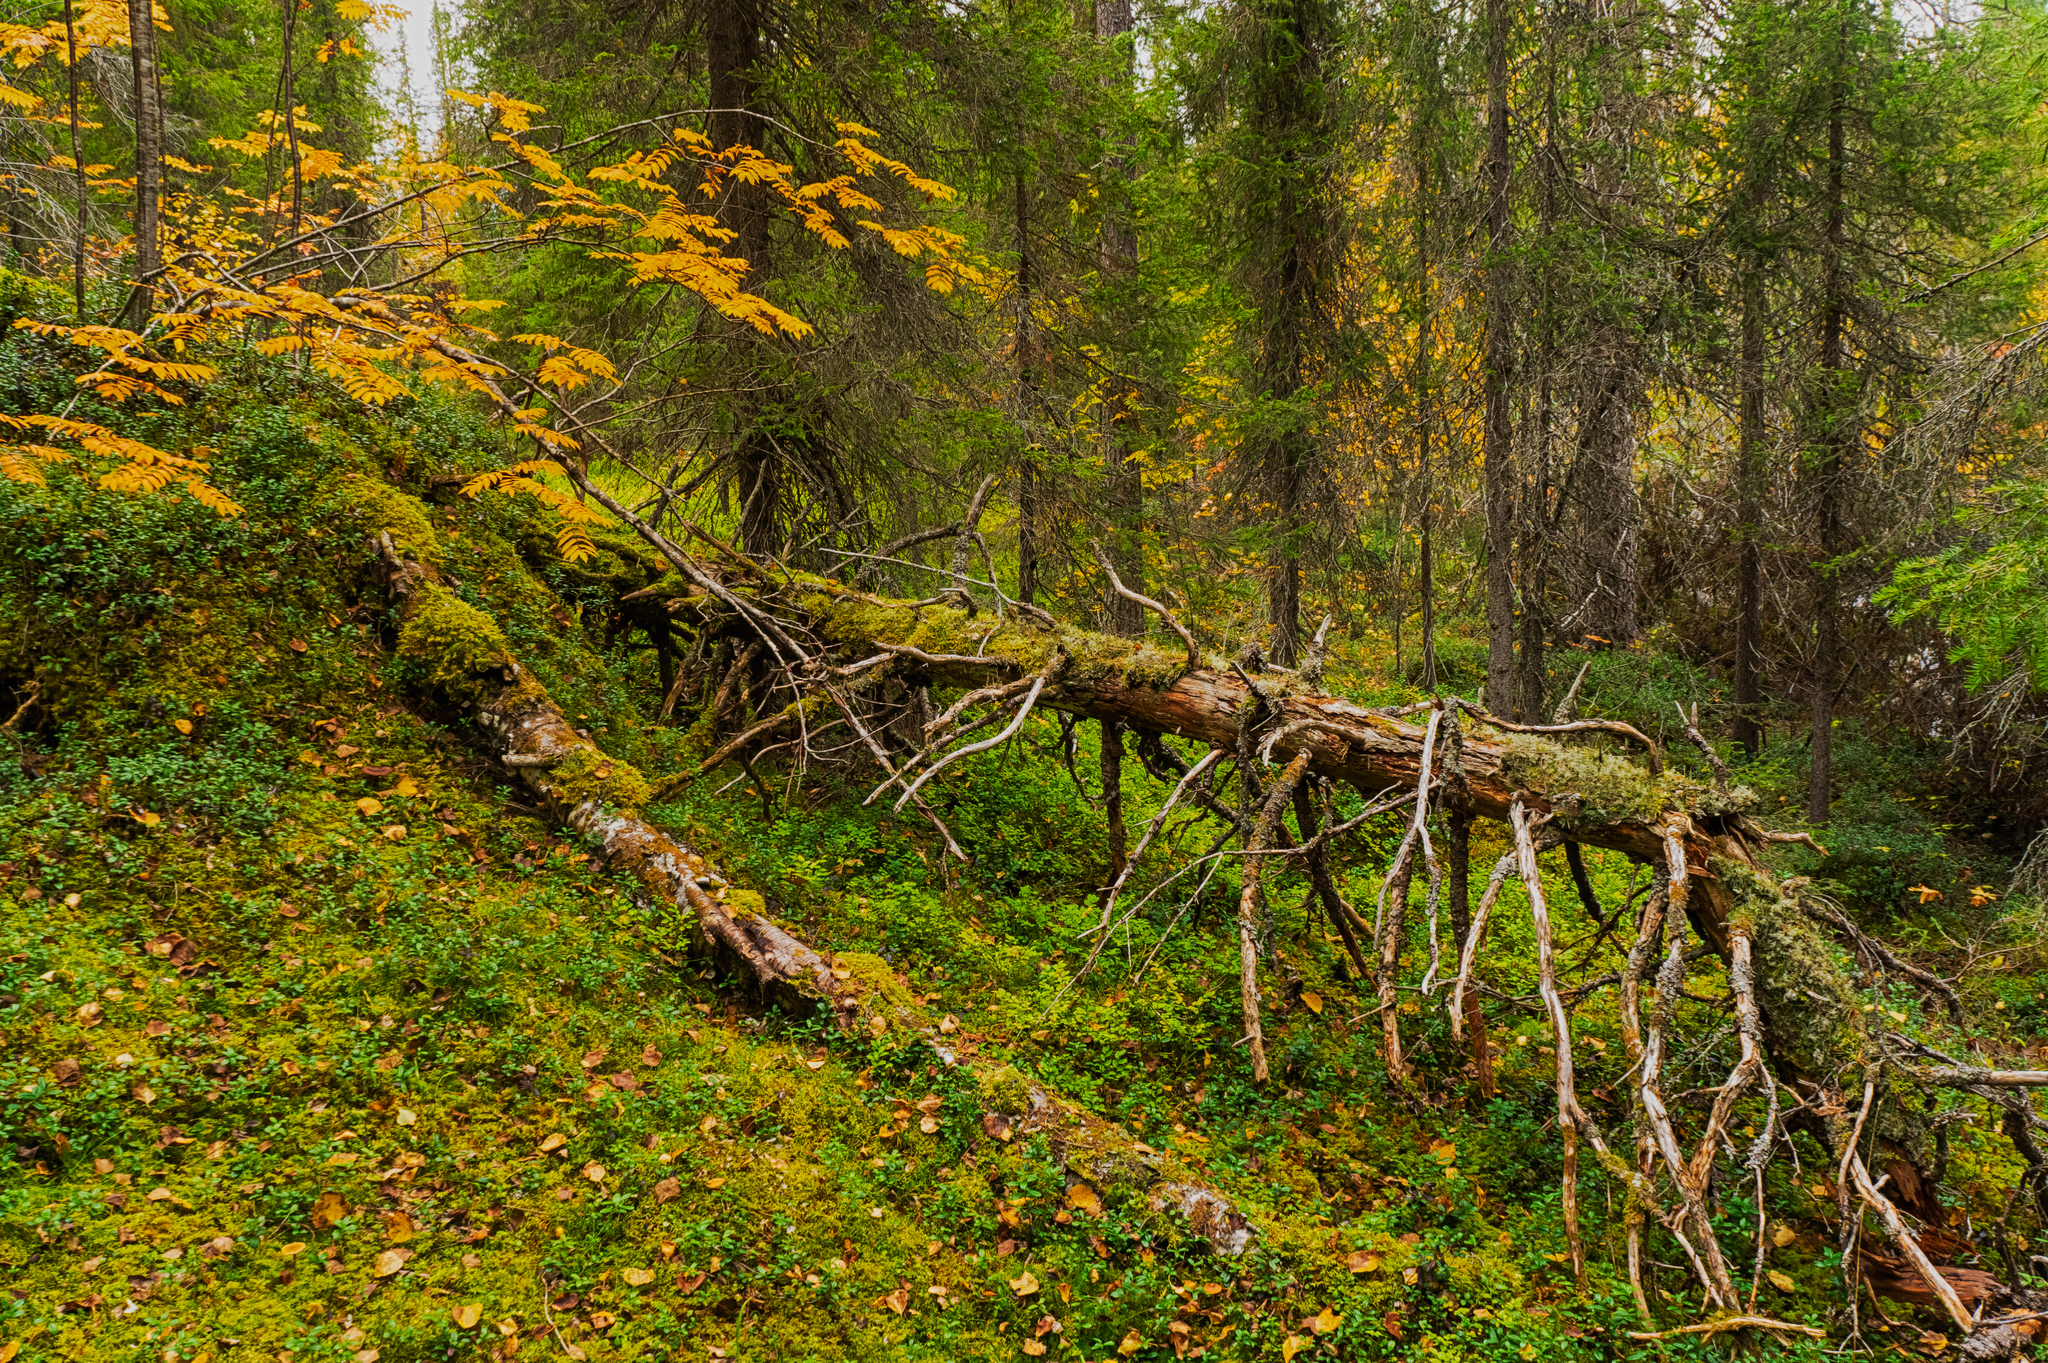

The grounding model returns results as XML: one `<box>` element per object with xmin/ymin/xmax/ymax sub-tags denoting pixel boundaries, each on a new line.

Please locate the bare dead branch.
<box><xmin>1239</xmin><ymin>749</ymin><xmax>1314</xmax><ymax>1083</ymax></box>
<box><xmin>1091</xmin><ymin>538</ymin><xmax>1199</xmax><ymax>672</ymax></box>
<box><xmin>1674</xmin><ymin>701</ymin><xmax>1731</xmax><ymax>790</ymax></box>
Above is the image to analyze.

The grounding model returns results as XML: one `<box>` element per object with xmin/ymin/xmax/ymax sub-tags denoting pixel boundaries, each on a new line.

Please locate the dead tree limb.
<box><xmin>1092</xmin><ymin>538</ymin><xmax>1199</xmax><ymax>671</ymax></box>
<box><xmin>1239</xmin><ymin>750</ymin><xmax>1313</xmax><ymax>1083</ymax></box>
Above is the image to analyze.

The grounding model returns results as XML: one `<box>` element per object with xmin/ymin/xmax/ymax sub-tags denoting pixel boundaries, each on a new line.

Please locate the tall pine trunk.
<box><xmin>1806</xmin><ymin>26</ymin><xmax>1850</xmax><ymax>825</ymax></box>
<box><xmin>1481</xmin><ymin>0</ymin><xmax>1516</xmax><ymax>714</ymax></box>
<box><xmin>709</xmin><ymin>3</ymin><xmax>782</xmax><ymax>557</ymax></box>
<box><xmin>1247</xmin><ymin>0</ymin><xmax>1331</xmax><ymax>667</ymax></box>
<box><xmin>1734</xmin><ymin>194</ymin><xmax>1768</xmax><ymax>760</ymax></box>
<box><xmin>1016</xmin><ymin>169</ymin><xmax>1041</xmax><ymax>605</ymax></box>
<box><xmin>1516</xmin><ymin>37</ymin><xmax>1558</xmax><ymax>723</ymax></box>
<box><xmin>1414</xmin><ymin>119</ymin><xmax>1437</xmax><ymax>690</ymax></box>
<box><xmin>1097</xmin><ymin>0</ymin><xmax>1145</xmax><ymax>638</ymax></box>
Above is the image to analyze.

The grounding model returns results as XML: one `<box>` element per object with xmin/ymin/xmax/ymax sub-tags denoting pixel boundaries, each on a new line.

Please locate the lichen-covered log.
<box><xmin>356</xmin><ymin>488</ymin><xmax>1260</xmax><ymax>1257</ymax></box>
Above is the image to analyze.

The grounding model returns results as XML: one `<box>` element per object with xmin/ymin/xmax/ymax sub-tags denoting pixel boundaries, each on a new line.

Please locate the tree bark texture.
<box><xmin>708</xmin><ymin>1</ymin><xmax>782</xmax><ymax>558</ymax></box>
<box><xmin>1481</xmin><ymin>0</ymin><xmax>1516</xmax><ymax>715</ymax></box>
<box><xmin>1805</xmin><ymin>26</ymin><xmax>1851</xmax><ymax>826</ymax></box>
<box><xmin>1095</xmin><ymin>0</ymin><xmax>1145</xmax><ymax>638</ymax></box>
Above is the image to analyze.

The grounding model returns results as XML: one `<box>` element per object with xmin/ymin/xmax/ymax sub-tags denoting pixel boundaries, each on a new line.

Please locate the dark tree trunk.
<box><xmin>1570</xmin><ymin>364</ymin><xmax>1643</xmax><ymax>647</ymax></box>
<box><xmin>1516</xmin><ymin>57</ymin><xmax>1560</xmax><ymax>723</ymax></box>
<box><xmin>1734</xmin><ymin>217</ymin><xmax>1767</xmax><ymax>760</ymax></box>
<box><xmin>1096</xmin><ymin>0</ymin><xmax>1146</xmax><ymax>638</ymax></box>
<box><xmin>1481</xmin><ymin>0</ymin><xmax>1516</xmax><ymax>715</ymax></box>
<box><xmin>121</xmin><ymin>0</ymin><xmax>163</xmax><ymax>328</ymax></box>
<box><xmin>709</xmin><ymin>2</ymin><xmax>782</xmax><ymax>558</ymax></box>
<box><xmin>1016</xmin><ymin>170</ymin><xmax>1041</xmax><ymax>605</ymax></box>
<box><xmin>1415</xmin><ymin>140</ymin><xmax>1437</xmax><ymax>690</ymax></box>
<box><xmin>1806</xmin><ymin>33</ymin><xmax>1850</xmax><ymax>826</ymax></box>
<box><xmin>1245</xmin><ymin>0</ymin><xmax>1329</xmax><ymax>666</ymax></box>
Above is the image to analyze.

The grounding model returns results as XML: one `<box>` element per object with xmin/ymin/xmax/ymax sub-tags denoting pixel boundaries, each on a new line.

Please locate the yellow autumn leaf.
<box><xmin>356</xmin><ymin>797</ymin><xmax>382</xmax><ymax>817</ymax></box>
<box><xmin>1009</xmin><ymin>1271</ymin><xmax>1040</xmax><ymax>1297</ymax></box>
<box><xmin>1310</xmin><ymin>1305</ymin><xmax>1341</xmax><ymax>1333</ymax></box>
<box><xmin>538</xmin><ymin>1132</ymin><xmax>566</xmax><ymax>1153</ymax></box>
<box><xmin>1280</xmin><ymin>1336</ymin><xmax>1311</xmax><ymax>1363</ymax></box>
<box><xmin>622</xmin><ymin>1267</ymin><xmax>655</xmax><ymax>1287</ymax></box>
<box><xmin>452</xmin><ymin>1303</ymin><xmax>482</xmax><ymax>1329</ymax></box>
<box><xmin>1772</xmin><ymin>1225</ymin><xmax>1797</xmax><ymax>1248</ymax></box>
<box><xmin>372</xmin><ymin>1247</ymin><xmax>410</xmax><ymax>1277</ymax></box>
<box><xmin>1767</xmin><ymin>1269</ymin><xmax>1796</xmax><ymax>1292</ymax></box>
<box><xmin>392</xmin><ymin>776</ymin><xmax>420</xmax><ymax>798</ymax></box>
<box><xmin>173</xmin><ymin>718</ymin><xmax>192</xmax><ymax>734</ymax></box>
<box><xmin>1301</xmin><ymin>990</ymin><xmax>1324</xmax><ymax>1015</ymax></box>
<box><xmin>1119</xmin><ymin>1331</ymin><xmax>1145</xmax><ymax>1357</ymax></box>
<box><xmin>1067</xmin><ymin>1183</ymin><xmax>1101</xmax><ymax>1215</ymax></box>
<box><xmin>1346</xmin><ymin>1250</ymin><xmax>1381</xmax><ymax>1273</ymax></box>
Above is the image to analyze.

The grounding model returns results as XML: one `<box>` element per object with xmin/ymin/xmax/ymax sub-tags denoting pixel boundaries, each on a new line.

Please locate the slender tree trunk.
<box><xmin>1098</xmin><ymin>720</ymin><xmax>1127</xmax><ymax>908</ymax></box>
<box><xmin>1097</xmin><ymin>0</ymin><xmax>1145</xmax><ymax>637</ymax></box>
<box><xmin>1806</xmin><ymin>30</ymin><xmax>1850</xmax><ymax>826</ymax></box>
<box><xmin>1734</xmin><ymin>203</ymin><xmax>1768</xmax><ymax>760</ymax></box>
<box><xmin>1516</xmin><ymin>53</ymin><xmax>1558</xmax><ymax>723</ymax></box>
<box><xmin>281</xmin><ymin>0</ymin><xmax>303</xmax><ymax>238</ymax></box>
<box><xmin>1482</xmin><ymin>0</ymin><xmax>1516</xmax><ymax>714</ymax></box>
<box><xmin>121</xmin><ymin>0</ymin><xmax>163</xmax><ymax>328</ymax></box>
<box><xmin>1016</xmin><ymin>169</ymin><xmax>1041</xmax><ymax>605</ymax></box>
<box><xmin>709</xmin><ymin>3</ymin><xmax>781</xmax><ymax>558</ymax></box>
<box><xmin>1415</xmin><ymin>141</ymin><xmax>1437</xmax><ymax>691</ymax></box>
<box><xmin>64</xmin><ymin>0</ymin><xmax>85</xmax><ymax>321</ymax></box>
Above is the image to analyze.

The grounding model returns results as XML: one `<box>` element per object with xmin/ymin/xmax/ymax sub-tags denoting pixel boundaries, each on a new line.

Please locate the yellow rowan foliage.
<box><xmin>0</xmin><ymin>0</ymin><xmax>971</xmax><ymax>558</ymax></box>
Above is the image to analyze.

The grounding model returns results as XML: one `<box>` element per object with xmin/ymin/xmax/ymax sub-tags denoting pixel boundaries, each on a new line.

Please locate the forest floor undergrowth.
<box><xmin>1</xmin><ymin>348</ymin><xmax>2041</xmax><ymax>1363</ymax></box>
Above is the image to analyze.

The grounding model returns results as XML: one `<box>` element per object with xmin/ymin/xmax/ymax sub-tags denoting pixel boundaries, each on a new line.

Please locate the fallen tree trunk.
<box><xmin>357</xmin><ymin>488</ymin><xmax>1258</xmax><ymax>1256</ymax></box>
<box><xmin>602</xmin><ymin>550</ymin><xmax>2036</xmax><ymax>1330</ymax></box>
<box><xmin>667</xmin><ymin>568</ymin><xmax>1946</xmax><ymax>1202</ymax></box>
<box><xmin>428</xmin><ymin>471</ymin><xmax>2037</xmax><ymax>1348</ymax></box>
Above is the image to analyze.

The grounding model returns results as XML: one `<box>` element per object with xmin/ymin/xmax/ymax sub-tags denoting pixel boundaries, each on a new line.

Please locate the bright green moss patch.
<box><xmin>546</xmin><ymin>743</ymin><xmax>653</xmax><ymax>812</ymax></box>
<box><xmin>329</xmin><ymin>471</ymin><xmax>443</xmax><ymax>563</ymax></box>
<box><xmin>397</xmin><ymin>582</ymin><xmax>522</xmax><ymax>703</ymax></box>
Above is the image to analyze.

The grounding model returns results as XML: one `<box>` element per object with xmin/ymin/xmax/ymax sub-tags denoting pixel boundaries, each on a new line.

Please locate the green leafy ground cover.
<box><xmin>0</xmin><ymin>333</ymin><xmax>2040</xmax><ymax>1363</ymax></box>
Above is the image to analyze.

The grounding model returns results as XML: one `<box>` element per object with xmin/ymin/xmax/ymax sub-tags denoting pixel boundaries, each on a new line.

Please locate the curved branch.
<box><xmin>1456</xmin><ymin>698</ymin><xmax>1663</xmax><ymax>775</ymax></box>
<box><xmin>1091</xmin><ymin>539</ymin><xmax>1198</xmax><ymax>671</ymax></box>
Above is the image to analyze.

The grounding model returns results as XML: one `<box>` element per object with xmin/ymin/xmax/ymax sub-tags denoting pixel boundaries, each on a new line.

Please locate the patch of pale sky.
<box><xmin>370</xmin><ymin>0</ymin><xmax>456</xmax><ymax>146</ymax></box>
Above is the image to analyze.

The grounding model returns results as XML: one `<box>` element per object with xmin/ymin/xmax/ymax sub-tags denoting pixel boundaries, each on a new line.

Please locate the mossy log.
<box><xmin>358</xmin><ymin>505</ymin><xmax>1259</xmax><ymax>1257</ymax></box>
<box><xmin>670</xmin><ymin>569</ymin><xmax>1953</xmax><ymax>1220</ymax></box>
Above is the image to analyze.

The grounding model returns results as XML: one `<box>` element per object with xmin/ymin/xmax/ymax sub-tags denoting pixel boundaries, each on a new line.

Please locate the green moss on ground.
<box><xmin>9</xmin><ymin>341</ymin><xmax>2011</xmax><ymax>1363</ymax></box>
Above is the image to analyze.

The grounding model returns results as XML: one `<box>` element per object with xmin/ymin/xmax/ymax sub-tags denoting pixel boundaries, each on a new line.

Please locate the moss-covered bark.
<box><xmin>357</xmin><ymin>489</ymin><xmax>1264</xmax><ymax>1257</ymax></box>
<box><xmin>676</xmin><ymin>566</ymin><xmax>1950</xmax><ymax>1210</ymax></box>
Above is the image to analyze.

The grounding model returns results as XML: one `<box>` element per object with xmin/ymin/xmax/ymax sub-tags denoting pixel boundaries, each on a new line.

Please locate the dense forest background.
<box><xmin>7</xmin><ymin>0</ymin><xmax>2048</xmax><ymax>1359</ymax></box>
